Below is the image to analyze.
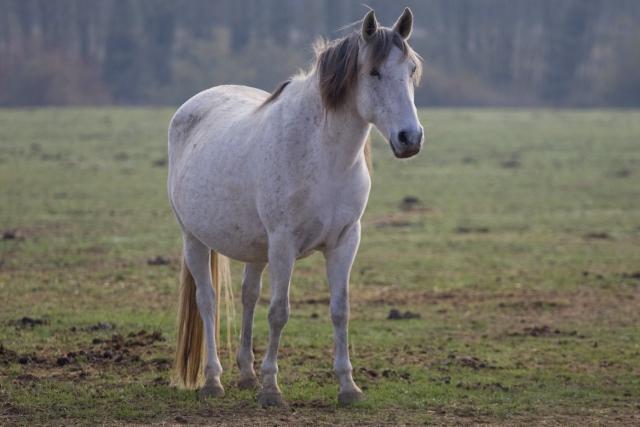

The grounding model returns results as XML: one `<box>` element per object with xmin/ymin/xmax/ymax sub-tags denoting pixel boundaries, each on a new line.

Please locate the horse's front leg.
<box><xmin>258</xmin><ymin>235</ymin><xmax>295</xmax><ymax>407</ymax></box>
<box><xmin>237</xmin><ymin>262</ymin><xmax>266</xmax><ymax>389</ymax></box>
<box><xmin>323</xmin><ymin>223</ymin><xmax>364</xmax><ymax>405</ymax></box>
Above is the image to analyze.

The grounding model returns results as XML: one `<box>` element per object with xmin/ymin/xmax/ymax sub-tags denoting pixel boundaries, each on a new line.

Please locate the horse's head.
<box><xmin>357</xmin><ymin>9</ymin><xmax>423</xmax><ymax>158</ymax></box>
<box><xmin>316</xmin><ymin>8</ymin><xmax>424</xmax><ymax>158</ymax></box>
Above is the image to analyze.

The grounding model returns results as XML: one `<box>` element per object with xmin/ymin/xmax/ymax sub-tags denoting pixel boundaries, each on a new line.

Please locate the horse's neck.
<box><xmin>286</xmin><ymin>77</ymin><xmax>370</xmax><ymax>172</ymax></box>
<box><xmin>322</xmin><ymin>107</ymin><xmax>371</xmax><ymax>172</ymax></box>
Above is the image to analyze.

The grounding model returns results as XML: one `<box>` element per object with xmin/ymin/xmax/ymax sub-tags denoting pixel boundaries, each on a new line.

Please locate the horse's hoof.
<box><xmin>198</xmin><ymin>383</ymin><xmax>225</xmax><ymax>400</ymax></box>
<box><xmin>257</xmin><ymin>389</ymin><xmax>284</xmax><ymax>407</ymax></box>
<box><xmin>338</xmin><ymin>388</ymin><xmax>364</xmax><ymax>405</ymax></box>
<box><xmin>238</xmin><ymin>376</ymin><xmax>259</xmax><ymax>390</ymax></box>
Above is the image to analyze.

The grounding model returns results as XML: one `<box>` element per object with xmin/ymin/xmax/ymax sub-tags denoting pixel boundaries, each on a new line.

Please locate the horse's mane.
<box><xmin>261</xmin><ymin>28</ymin><xmax>422</xmax><ymax>111</ymax></box>
<box><xmin>261</xmin><ymin>80</ymin><xmax>292</xmax><ymax>106</ymax></box>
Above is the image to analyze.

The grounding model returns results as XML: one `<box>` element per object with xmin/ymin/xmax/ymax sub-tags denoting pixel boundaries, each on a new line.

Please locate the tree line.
<box><xmin>0</xmin><ymin>0</ymin><xmax>638</xmax><ymax>107</ymax></box>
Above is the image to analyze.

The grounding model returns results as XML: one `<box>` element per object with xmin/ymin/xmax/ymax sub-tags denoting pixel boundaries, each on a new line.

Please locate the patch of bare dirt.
<box><xmin>69</xmin><ymin>321</ymin><xmax>116</xmax><ymax>332</ymax></box>
<box><xmin>497</xmin><ymin>300</ymin><xmax>568</xmax><ymax>311</ymax></box>
<box><xmin>456</xmin><ymin>381</ymin><xmax>510</xmax><ymax>392</ymax></box>
<box><xmin>364</xmin><ymin>199</ymin><xmax>436</xmax><ymax>229</ymax></box>
<box><xmin>429</xmin><ymin>353</ymin><xmax>498</xmax><ymax>372</ymax></box>
<box><xmin>351</xmin><ymin>285</ymin><xmax>640</xmax><ymax>340</ymax></box>
<box><xmin>0</xmin><ymin>344</ymin><xmax>18</xmax><ymax>365</ymax></box>
<box><xmin>1</xmin><ymin>330</ymin><xmax>170</xmax><ymax>382</ymax></box>
<box><xmin>507</xmin><ymin>324</ymin><xmax>582</xmax><ymax>338</ymax></box>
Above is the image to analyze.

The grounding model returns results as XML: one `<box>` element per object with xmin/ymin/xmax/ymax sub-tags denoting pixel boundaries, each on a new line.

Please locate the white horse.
<box><xmin>168</xmin><ymin>8</ymin><xmax>423</xmax><ymax>406</ymax></box>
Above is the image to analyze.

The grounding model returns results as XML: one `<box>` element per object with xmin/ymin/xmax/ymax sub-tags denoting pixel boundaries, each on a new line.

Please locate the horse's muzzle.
<box><xmin>390</xmin><ymin>126</ymin><xmax>423</xmax><ymax>158</ymax></box>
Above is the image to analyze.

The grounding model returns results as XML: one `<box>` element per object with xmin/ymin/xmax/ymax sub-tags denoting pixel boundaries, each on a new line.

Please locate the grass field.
<box><xmin>0</xmin><ymin>108</ymin><xmax>639</xmax><ymax>426</ymax></box>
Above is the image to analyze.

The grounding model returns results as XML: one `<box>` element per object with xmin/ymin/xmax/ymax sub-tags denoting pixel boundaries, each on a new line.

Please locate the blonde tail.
<box><xmin>173</xmin><ymin>250</ymin><xmax>232</xmax><ymax>389</ymax></box>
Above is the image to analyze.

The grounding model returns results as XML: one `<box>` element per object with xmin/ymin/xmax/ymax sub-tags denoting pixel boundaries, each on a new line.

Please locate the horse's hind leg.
<box><xmin>183</xmin><ymin>233</ymin><xmax>224</xmax><ymax>398</ymax></box>
<box><xmin>237</xmin><ymin>262</ymin><xmax>266</xmax><ymax>389</ymax></box>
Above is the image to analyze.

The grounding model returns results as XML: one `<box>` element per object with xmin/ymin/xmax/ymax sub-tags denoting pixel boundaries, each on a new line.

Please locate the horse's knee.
<box><xmin>330</xmin><ymin>300</ymin><xmax>349</xmax><ymax>327</ymax></box>
<box><xmin>241</xmin><ymin>281</ymin><xmax>260</xmax><ymax>306</ymax></box>
<box><xmin>268</xmin><ymin>301</ymin><xmax>289</xmax><ymax>330</ymax></box>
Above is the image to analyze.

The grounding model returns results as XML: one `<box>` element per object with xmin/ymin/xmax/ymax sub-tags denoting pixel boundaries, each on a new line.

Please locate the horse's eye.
<box><xmin>370</xmin><ymin>68</ymin><xmax>381</xmax><ymax>79</ymax></box>
<box><xmin>410</xmin><ymin>65</ymin><xmax>417</xmax><ymax>76</ymax></box>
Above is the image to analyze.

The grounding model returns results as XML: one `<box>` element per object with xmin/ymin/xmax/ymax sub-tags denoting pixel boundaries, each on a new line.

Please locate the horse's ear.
<box><xmin>393</xmin><ymin>7</ymin><xmax>413</xmax><ymax>40</ymax></box>
<box><xmin>361</xmin><ymin>10</ymin><xmax>378</xmax><ymax>42</ymax></box>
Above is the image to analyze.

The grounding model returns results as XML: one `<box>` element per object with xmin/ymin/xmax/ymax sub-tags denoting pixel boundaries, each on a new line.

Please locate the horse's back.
<box><xmin>169</xmin><ymin>85</ymin><xmax>268</xmax><ymax>156</ymax></box>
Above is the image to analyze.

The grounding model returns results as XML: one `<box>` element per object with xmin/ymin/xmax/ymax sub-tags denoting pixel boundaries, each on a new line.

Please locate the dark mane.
<box><xmin>260</xmin><ymin>27</ymin><xmax>422</xmax><ymax>110</ymax></box>
<box><xmin>260</xmin><ymin>80</ymin><xmax>291</xmax><ymax>108</ymax></box>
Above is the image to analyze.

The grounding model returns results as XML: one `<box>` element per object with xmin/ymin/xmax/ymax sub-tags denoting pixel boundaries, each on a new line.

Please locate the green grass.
<box><xmin>1</xmin><ymin>108</ymin><xmax>639</xmax><ymax>425</ymax></box>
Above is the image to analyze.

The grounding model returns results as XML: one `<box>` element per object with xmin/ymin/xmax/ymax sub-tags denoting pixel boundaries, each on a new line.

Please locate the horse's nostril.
<box><xmin>398</xmin><ymin>130</ymin><xmax>409</xmax><ymax>145</ymax></box>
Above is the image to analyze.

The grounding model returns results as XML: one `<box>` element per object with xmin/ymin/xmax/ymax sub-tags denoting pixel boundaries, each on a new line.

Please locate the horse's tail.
<box><xmin>173</xmin><ymin>250</ymin><xmax>232</xmax><ymax>389</ymax></box>
<box><xmin>364</xmin><ymin>135</ymin><xmax>373</xmax><ymax>174</ymax></box>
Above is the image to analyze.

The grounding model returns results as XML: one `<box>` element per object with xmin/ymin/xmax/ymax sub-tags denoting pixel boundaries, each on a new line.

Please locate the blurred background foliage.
<box><xmin>0</xmin><ymin>0</ymin><xmax>639</xmax><ymax>107</ymax></box>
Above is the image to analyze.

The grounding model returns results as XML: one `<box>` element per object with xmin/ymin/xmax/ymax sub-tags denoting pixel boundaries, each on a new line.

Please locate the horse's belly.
<box><xmin>188</xmin><ymin>212</ymin><xmax>269</xmax><ymax>263</ymax></box>
<box><xmin>172</xmin><ymin>180</ymin><xmax>269</xmax><ymax>262</ymax></box>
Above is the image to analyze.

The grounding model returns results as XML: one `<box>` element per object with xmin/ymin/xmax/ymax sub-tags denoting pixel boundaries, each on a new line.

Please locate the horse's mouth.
<box><xmin>390</xmin><ymin>141</ymin><xmax>421</xmax><ymax>159</ymax></box>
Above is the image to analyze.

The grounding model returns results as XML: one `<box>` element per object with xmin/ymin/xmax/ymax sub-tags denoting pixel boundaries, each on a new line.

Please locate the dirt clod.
<box><xmin>302</xmin><ymin>297</ymin><xmax>329</xmax><ymax>305</ymax></box>
<box><xmin>387</xmin><ymin>309</ymin><xmax>421</xmax><ymax>320</ymax></box>
<box><xmin>510</xmin><ymin>325</ymin><xmax>580</xmax><ymax>338</ymax></box>
<box><xmin>86</xmin><ymin>322</ymin><xmax>115</xmax><ymax>331</ymax></box>
<box><xmin>501</xmin><ymin>159</ymin><xmax>521</xmax><ymax>169</ymax></box>
<box><xmin>152</xmin><ymin>158</ymin><xmax>168</xmax><ymax>167</ymax></box>
<box><xmin>613</xmin><ymin>168</ymin><xmax>631</xmax><ymax>178</ymax></box>
<box><xmin>399</xmin><ymin>196</ymin><xmax>421</xmax><ymax>211</ymax></box>
<box><xmin>525</xmin><ymin>325</ymin><xmax>553</xmax><ymax>336</ymax></box>
<box><xmin>459</xmin><ymin>356</ymin><xmax>487</xmax><ymax>370</ymax></box>
<box><xmin>456</xmin><ymin>381</ymin><xmax>509</xmax><ymax>391</ymax></box>
<box><xmin>14</xmin><ymin>316</ymin><xmax>47</xmax><ymax>328</ymax></box>
<box><xmin>361</xmin><ymin>367</ymin><xmax>379</xmax><ymax>378</ymax></box>
<box><xmin>584</xmin><ymin>232</ymin><xmax>611</xmax><ymax>240</ymax></box>
<box><xmin>14</xmin><ymin>374</ymin><xmax>39</xmax><ymax>382</ymax></box>
<box><xmin>147</xmin><ymin>256</ymin><xmax>171</xmax><ymax>266</ymax></box>
<box><xmin>2</xmin><ymin>230</ymin><xmax>20</xmax><ymax>240</ymax></box>
<box><xmin>56</xmin><ymin>356</ymin><xmax>71</xmax><ymax>366</ymax></box>
<box><xmin>455</xmin><ymin>226</ymin><xmax>490</xmax><ymax>234</ymax></box>
<box><xmin>151</xmin><ymin>376</ymin><xmax>169</xmax><ymax>386</ymax></box>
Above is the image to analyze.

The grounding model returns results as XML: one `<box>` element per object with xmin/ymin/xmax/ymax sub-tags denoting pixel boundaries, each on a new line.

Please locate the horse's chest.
<box><xmin>286</xmin><ymin>190</ymin><xmax>365</xmax><ymax>257</ymax></box>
